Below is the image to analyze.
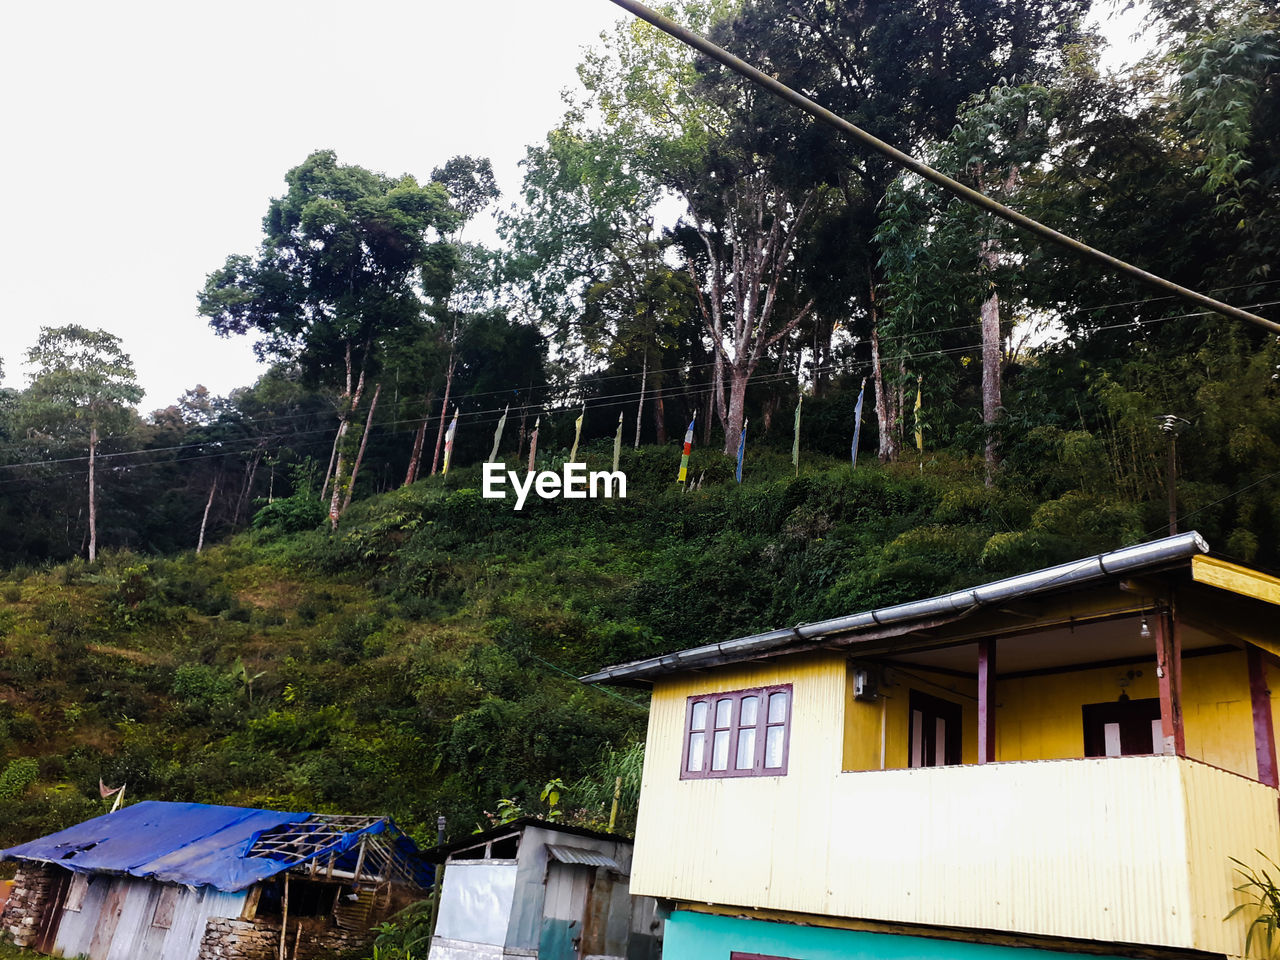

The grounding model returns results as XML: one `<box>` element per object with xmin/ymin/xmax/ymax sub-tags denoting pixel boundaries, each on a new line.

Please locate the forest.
<box><xmin>0</xmin><ymin>0</ymin><xmax>1277</xmax><ymax>869</ymax></box>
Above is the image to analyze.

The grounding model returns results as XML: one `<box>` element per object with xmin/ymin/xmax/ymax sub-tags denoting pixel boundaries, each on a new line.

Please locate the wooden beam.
<box><xmin>1192</xmin><ymin>555</ymin><xmax>1280</xmax><ymax>606</ymax></box>
<box><xmin>1248</xmin><ymin>646</ymin><xmax>1278</xmax><ymax>787</ymax></box>
<box><xmin>978</xmin><ymin>639</ymin><xmax>996</xmax><ymax>763</ymax></box>
<box><xmin>1154</xmin><ymin>609</ymin><xmax>1185</xmax><ymax>756</ymax></box>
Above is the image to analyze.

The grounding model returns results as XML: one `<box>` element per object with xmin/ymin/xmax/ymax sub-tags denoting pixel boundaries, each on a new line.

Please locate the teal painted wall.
<box><xmin>663</xmin><ymin>910</ymin><xmax>1133</xmax><ymax>960</ymax></box>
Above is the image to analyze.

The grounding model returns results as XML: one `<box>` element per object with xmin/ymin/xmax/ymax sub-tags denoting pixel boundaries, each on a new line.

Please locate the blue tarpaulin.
<box><xmin>1</xmin><ymin>801</ymin><xmax>428</xmax><ymax>892</ymax></box>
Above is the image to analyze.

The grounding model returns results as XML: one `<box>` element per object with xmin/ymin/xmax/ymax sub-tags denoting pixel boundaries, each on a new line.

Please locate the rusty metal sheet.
<box><xmin>545</xmin><ymin>845</ymin><xmax>620</xmax><ymax>870</ymax></box>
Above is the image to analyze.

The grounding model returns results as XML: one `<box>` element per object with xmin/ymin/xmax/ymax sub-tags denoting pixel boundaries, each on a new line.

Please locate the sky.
<box><xmin>0</xmin><ymin>0</ymin><xmax>1149</xmax><ymax>410</ymax></box>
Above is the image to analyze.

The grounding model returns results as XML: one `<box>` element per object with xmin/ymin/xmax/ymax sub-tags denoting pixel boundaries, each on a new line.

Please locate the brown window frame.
<box><xmin>681</xmin><ymin>684</ymin><xmax>792</xmax><ymax>779</ymax></box>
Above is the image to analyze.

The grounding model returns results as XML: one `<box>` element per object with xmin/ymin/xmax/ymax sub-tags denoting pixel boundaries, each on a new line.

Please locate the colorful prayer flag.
<box><xmin>792</xmin><ymin>395</ymin><xmax>803</xmax><ymax>476</ymax></box>
<box><xmin>613</xmin><ymin>412</ymin><xmax>623</xmax><ymax>473</ymax></box>
<box><xmin>852</xmin><ymin>377</ymin><xmax>866</xmax><ymax>468</ymax></box>
<box><xmin>914</xmin><ymin>375</ymin><xmax>924</xmax><ymax>453</ymax></box>
<box><xmin>736</xmin><ymin>417</ymin><xmax>748</xmax><ymax>484</ymax></box>
<box><xmin>677</xmin><ymin>412</ymin><xmax>696</xmax><ymax>484</ymax></box>
<box><xmin>442</xmin><ymin>409</ymin><xmax>458</xmax><ymax>476</ymax></box>
<box><xmin>569</xmin><ymin>404</ymin><xmax>585</xmax><ymax>463</ymax></box>
<box><xmin>527</xmin><ymin>416</ymin><xmax>540</xmax><ymax>475</ymax></box>
<box><xmin>488</xmin><ymin>404</ymin><xmax>509</xmax><ymax>464</ymax></box>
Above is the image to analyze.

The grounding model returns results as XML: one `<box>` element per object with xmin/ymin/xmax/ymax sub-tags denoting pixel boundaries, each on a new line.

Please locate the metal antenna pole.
<box><xmin>604</xmin><ymin>0</ymin><xmax>1280</xmax><ymax>336</ymax></box>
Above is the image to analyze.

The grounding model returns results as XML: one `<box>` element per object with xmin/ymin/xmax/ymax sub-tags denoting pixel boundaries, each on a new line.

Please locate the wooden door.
<box><xmin>34</xmin><ymin>868</ymin><xmax>71</xmax><ymax>954</ymax></box>
<box><xmin>1083</xmin><ymin>698</ymin><xmax>1163</xmax><ymax>757</ymax></box>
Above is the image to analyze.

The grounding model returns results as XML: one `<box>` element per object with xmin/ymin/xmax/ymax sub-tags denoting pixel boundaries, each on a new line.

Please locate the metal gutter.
<box><xmin>580</xmin><ymin>531</ymin><xmax>1209</xmax><ymax>685</ymax></box>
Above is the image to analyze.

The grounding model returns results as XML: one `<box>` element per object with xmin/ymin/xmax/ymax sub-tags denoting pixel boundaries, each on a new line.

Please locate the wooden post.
<box><xmin>278</xmin><ymin>874</ymin><xmax>289</xmax><ymax>960</ymax></box>
<box><xmin>1248</xmin><ymin>646</ymin><xmax>1278</xmax><ymax>787</ymax></box>
<box><xmin>1154</xmin><ymin>608</ymin><xmax>1185</xmax><ymax>756</ymax></box>
<box><xmin>352</xmin><ymin>837</ymin><xmax>368</xmax><ymax>884</ymax></box>
<box><xmin>978</xmin><ymin>639</ymin><xmax>997</xmax><ymax>763</ymax></box>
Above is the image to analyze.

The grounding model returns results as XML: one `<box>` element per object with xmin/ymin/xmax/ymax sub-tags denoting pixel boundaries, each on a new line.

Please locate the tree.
<box><xmin>25</xmin><ymin>325</ymin><xmax>142</xmax><ymax>562</ymax></box>
<box><xmin>199</xmin><ymin>150</ymin><xmax>460</xmax><ymax>527</ymax></box>
<box><xmin>711</xmin><ymin>0</ymin><xmax>1089</xmax><ymax>459</ymax></box>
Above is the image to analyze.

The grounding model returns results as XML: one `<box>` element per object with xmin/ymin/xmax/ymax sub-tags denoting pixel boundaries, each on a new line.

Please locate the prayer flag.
<box><xmin>736</xmin><ymin>418</ymin><xmax>748</xmax><ymax>484</ymax></box>
<box><xmin>527</xmin><ymin>416</ymin><xmax>540</xmax><ymax>475</ymax></box>
<box><xmin>914</xmin><ymin>376</ymin><xmax>924</xmax><ymax>453</ymax></box>
<box><xmin>852</xmin><ymin>377</ymin><xmax>866</xmax><ymax>468</ymax></box>
<box><xmin>613</xmin><ymin>412</ymin><xmax>623</xmax><ymax>473</ymax></box>
<box><xmin>677</xmin><ymin>412</ymin><xmax>696</xmax><ymax>484</ymax></box>
<box><xmin>792</xmin><ymin>395</ymin><xmax>803</xmax><ymax>476</ymax></box>
<box><xmin>442</xmin><ymin>409</ymin><xmax>458</xmax><ymax>476</ymax></box>
<box><xmin>488</xmin><ymin>404</ymin><xmax>509</xmax><ymax>464</ymax></box>
<box><xmin>569</xmin><ymin>404</ymin><xmax>585</xmax><ymax>463</ymax></box>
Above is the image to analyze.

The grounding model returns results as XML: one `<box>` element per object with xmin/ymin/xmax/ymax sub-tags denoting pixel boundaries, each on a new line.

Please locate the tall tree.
<box><xmin>713</xmin><ymin>0</ymin><xmax>1089</xmax><ymax>459</ymax></box>
<box><xmin>199</xmin><ymin>150</ymin><xmax>459</xmax><ymax>527</ymax></box>
<box><xmin>24</xmin><ymin>325</ymin><xmax>142</xmax><ymax>562</ymax></box>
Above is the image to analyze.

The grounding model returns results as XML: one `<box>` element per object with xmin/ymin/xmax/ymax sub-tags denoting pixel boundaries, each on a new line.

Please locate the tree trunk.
<box><xmin>344</xmin><ymin>383</ymin><xmax>382</xmax><ymax>512</ymax></box>
<box><xmin>979</xmin><ymin>242</ymin><xmax>1004</xmax><ymax>483</ymax></box>
<box><xmin>429</xmin><ymin>349</ymin><xmax>456</xmax><ymax>476</ymax></box>
<box><xmin>635</xmin><ymin>350</ymin><xmax>647</xmax><ymax>449</ymax></box>
<box><xmin>87</xmin><ymin>423</ymin><xmax>98</xmax><ymax>562</ymax></box>
<box><xmin>197</xmin><ymin>476</ymin><xmax>218</xmax><ymax>554</ymax></box>
<box><xmin>405</xmin><ymin>421</ymin><xmax>426</xmax><ymax>487</ymax></box>
<box><xmin>234</xmin><ymin>448</ymin><xmax>263</xmax><ymax>527</ymax></box>
<box><xmin>319</xmin><ymin>415</ymin><xmax>342</xmax><ymax>505</ymax></box>
<box><xmin>721</xmin><ymin>364</ymin><xmax>750</xmax><ymax>456</ymax></box>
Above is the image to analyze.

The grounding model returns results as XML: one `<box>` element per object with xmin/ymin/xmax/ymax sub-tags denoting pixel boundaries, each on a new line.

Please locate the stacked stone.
<box><xmin>0</xmin><ymin>863</ymin><xmax>63</xmax><ymax>948</ymax></box>
<box><xmin>197</xmin><ymin>916</ymin><xmax>374</xmax><ymax>960</ymax></box>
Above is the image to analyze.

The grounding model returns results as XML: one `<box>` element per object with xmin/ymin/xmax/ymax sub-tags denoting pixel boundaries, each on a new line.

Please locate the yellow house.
<box><xmin>583</xmin><ymin>531</ymin><xmax>1280</xmax><ymax>960</ymax></box>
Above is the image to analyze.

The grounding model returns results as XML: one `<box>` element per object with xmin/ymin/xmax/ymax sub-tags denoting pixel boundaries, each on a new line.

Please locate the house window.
<box><xmin>1083</xmin><ymin>698</ymin><xmax>1163</xmax><ymax>757</ymax></box>
<box><xmin>682</xmin><ymin>685</ymin><xmax>791</xmax><ymax>779</ymax></box>
<box><xmin>908</xmin><ymin>690</ymin><xmax>962</xmax><ymax>767</ymax></box>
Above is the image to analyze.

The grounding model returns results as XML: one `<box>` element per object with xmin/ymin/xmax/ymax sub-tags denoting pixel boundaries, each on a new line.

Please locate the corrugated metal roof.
<box><xmin>581</xmin><ymin>531</ymin><xmax>1211</xmax><ymax>685</ymax></box>
<box><xmin>545</xmin><ymin>844</ymin><xmax>620</xmax><ymax>870</ymax></box>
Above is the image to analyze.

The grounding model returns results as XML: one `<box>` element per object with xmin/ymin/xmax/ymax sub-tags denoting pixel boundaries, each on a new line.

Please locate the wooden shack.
<box><xmin>0</xmin><ymin>800</ymin><xmax>431</xmax><ymax>960</ymax></box>
<box><xmin>428</xmin><ymin>817</ymin><xmax>663</xmax><ymax>960</ymax></box>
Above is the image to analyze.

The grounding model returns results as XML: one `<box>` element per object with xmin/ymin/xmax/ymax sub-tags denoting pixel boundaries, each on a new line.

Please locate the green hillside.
<box><xmin>0</xmin><ymin>437</ymin><xmax>1254</xmax><ymax>856</ymax></box>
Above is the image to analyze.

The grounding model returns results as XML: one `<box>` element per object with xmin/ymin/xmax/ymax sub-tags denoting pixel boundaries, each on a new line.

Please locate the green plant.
<box><xmin>1227</xmin><ymin>851</ymin><xmax>1280</xmax><ymax>957</ymax></box>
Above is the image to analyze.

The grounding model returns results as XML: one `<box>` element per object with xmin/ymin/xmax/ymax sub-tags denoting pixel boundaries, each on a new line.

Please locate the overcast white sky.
<box><xmin>0</xmin><ymin>0</ymin><xmax>1149</xmax><ymax>410</ymax></box>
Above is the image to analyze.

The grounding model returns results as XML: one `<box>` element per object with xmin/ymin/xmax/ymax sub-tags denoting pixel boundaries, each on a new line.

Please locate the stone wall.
<box><xmin>198</xmin><ymin>915</ymin><xmax>375</xmax><ymax>960</ymax></box>
<box><xmin>0</xmin><ymin>862</ymin><xmax>63</xmax><ymax>948</ymax></box>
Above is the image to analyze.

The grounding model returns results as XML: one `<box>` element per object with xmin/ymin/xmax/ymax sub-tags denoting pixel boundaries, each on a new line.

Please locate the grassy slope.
<box><xmin>0</xmin><ymin>443</ymin><xmax>1157</xmax><ymax>857</ymax></box>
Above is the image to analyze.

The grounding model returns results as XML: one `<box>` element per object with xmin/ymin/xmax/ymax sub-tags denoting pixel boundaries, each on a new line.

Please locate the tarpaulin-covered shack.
<box><xmin>0</xmin><ymin>800</ymin><xmax>431</xmax><ymax>960</ymax></box>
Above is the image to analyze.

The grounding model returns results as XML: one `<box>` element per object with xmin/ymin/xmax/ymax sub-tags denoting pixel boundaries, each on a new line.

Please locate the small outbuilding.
<box><xmin>0</xmin><ymin>800</ymin><xmax>431</xmax><ymax>960</ymax></box>
<box><xmin>427</xmin><ymin>817</ymin><xmax>663</xmax><ymax>960</ymax></box>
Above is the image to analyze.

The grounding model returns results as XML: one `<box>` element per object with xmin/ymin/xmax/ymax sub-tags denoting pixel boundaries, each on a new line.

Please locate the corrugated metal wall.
<box><xmin>53</xmin><ymin>875</ymin><xmax>245</xmax><ymax>960</ymax></box>
<box><xmin>633</xmin><ymin>653</ymin><xmax>1280</xmax><ymax>955</ymax></box>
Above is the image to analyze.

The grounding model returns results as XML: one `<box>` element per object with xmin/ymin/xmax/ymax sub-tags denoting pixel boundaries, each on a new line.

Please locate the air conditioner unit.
<box><xmin>853</xmin><ymin>667</ymin><xmax>879</xmax><ymax>701</ymax></box>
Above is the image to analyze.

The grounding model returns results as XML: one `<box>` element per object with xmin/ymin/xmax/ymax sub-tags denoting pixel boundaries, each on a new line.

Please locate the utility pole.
<box><xmin>1156</xmin><ymin>415</ymin><xmax>1189</xmax><ymax>536</ymax></box>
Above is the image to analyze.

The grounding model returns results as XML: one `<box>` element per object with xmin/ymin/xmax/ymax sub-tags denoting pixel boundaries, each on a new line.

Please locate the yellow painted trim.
<box><xmin>1192</xmin><ymin>555</ymin><xmax>1280</xmax><ymax>607</ymax></box>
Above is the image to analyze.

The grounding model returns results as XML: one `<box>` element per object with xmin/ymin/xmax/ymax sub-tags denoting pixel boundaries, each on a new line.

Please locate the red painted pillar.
<box><xmin>1154</xmin><ymin>609</ymin><xmax>1185</xmax><ymax>757</ymax></box>
<box><xmin>978</xmin><ymin>639</ymin><xmax>996</xmax><ymax>764</ymax></box>
<box><xmin>1247</xmin><ymin>646</ymin><xmax>1278</xmax><ymax>787</ymax></box>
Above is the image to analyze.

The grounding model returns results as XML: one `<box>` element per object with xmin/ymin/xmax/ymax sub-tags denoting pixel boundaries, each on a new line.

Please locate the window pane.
<box><xmin>1104</xmin><ymin>722</ymin><xmax>1122</xmax><ymax>758</ymax></box>
<box><xmin>765</xmin><ymin>726</ymin><xmax>785</xmax><ymax>768</ymax></box>
<box><xmin>768</xmin><ymin>691</ymin><xmax>788</xmax><ymax>723</ymax></box>
<box><xmin>739</xmin><ymin>695</ymin><xmax>759</xmax><ymax>726</ymax></box>
<box><xmin>687</xmin><ymin>732</ymin><xmax>705</xmax><ymax>772</ymax></box>
<box><xmin>715</xmin><ymin>698</ymin><xmax>733</xmax><ymax>728</ymax></box>
<box><xmin>690</xmin><ymin>700</ymin><xmax>708</xmax><ymax>730</ymax></box>
<box><xmin>736</xmin><ymin>728</ymin><xmax>756</xmax><ymax>769</ymax></box>
<box><xmin>712</xmin><ymin>730</ymin><xmax>730</xmax><ymax>770</ymax></box>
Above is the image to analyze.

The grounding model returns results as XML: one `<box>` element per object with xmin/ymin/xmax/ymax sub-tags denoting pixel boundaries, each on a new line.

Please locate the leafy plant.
<box><xmin>1227</xmin><ymin>851</ymin><xmax>1280</xmax><ymax>957</ymax></box>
